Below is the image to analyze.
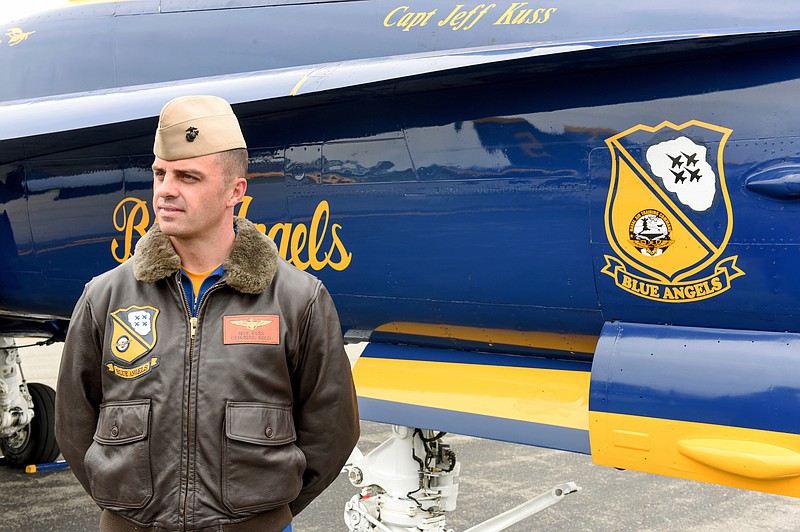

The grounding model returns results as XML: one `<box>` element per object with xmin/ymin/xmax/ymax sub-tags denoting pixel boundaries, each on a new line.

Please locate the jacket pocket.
<box><xmin>222</xmin><ymin>401</ymin><xmax>306</xmax><ymax>513</ymax></box>
<box><xmin>84</xmin><ymin>399</ymin><xmax>153</xmax><ymax>509</ymax></box>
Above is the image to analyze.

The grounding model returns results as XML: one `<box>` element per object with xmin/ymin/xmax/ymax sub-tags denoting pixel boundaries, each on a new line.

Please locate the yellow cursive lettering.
<box><xmin>235</xmin><ymin>196</ymin><xmax>267</xmax><ymax>233</ymax></box>
<box><xmin>121</xmin><ymin>194</ymin><xmax>354</xmax><ymax>272</ymax></box>
<box><xmin>308</xmin><ymin>200</ymin><xmax>330</xmax><ymax>270</ymax></box>
<box><xmin>463</xmin><ymin>4</ymin><xmax>496</xmax><ymax>30</ymax></box>
<box><xmin>328</xmin><ymin>223</ymin><xmax>353</xmax><ymax>271</ymax></box>
<box><xmin>387</xmin><ymin>6</ymin><xmax>437</xmax><ymax>31</ymax></box>
<box><xmin>494</xmin><ymin>2</ymin><xmax>528</xmax><ymax>25</ymax></box>
<box><xmin>290</xmin><ymin>223</ymin><xmax>310</xmax><ymax>270</ymax></box>
<box><xmin>111</xmin><ymin>197</ymin><xmax>150</xmax><ymax>263</ymax></box>
<box><xmin>404</xmin><ymin>10</ymin><xmax>437</xmax><ymax>31</ymax></box>
<box><xmin>384</xmin><ymin>6</ymin><xmax>409</xmax><ymax>27</ymax></box>
<box><xmin>439</xmin><ymin>4</ymin><xmax>496</xmax><ymax>31</ymax></box>
<box><xmin>267</xmin><ymin>201</ymin><xmax>353</xmax><ymax>272</ymax></box>
<box><xmin>539</xmin><ymin>7</ymin><xmax>557</xmax><ymax>23</ymax></box>
<box><xmin>438</xmin><ymin>4</ymin><xmax>467</xmax><ymax>27</ymax></box>
<box><xmin>267</xmin><ymin>222</ymin><xmax>292</xmax><ymax>259</ymax></box>
<box><xmin>493</xmin><ymin>3</ymin><xmax>556</xmax><ymax>25</ymax></box>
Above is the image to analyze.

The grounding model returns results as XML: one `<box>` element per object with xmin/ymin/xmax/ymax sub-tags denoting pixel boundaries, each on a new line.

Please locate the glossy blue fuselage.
<box><xmin>2</xmin><ymin>5</ymin><xmax>798</xmax><ymax>343</ymax></box>
<box><xmin>3</xmin><ymin>0</ymin><xmax>800</xmax><ymax>496</ymax></box>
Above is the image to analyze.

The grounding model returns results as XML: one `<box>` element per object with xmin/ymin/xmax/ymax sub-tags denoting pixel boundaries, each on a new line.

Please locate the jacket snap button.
<box><xmin>110</xmin><ymin>425</ymin><xmax>119</xmax><ymax>438</ymax></box>
<box><xmin>265</xmin><ymin>427</ymin><xmax>274</xmax><ymax>438</ymax></box>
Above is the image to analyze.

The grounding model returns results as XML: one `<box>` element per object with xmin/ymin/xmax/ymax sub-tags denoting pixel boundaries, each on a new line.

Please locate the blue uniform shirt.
<box><xmin>180</xmin><ymin>264</ymin><xmax>225</xmax><ymax>317</ymax></box>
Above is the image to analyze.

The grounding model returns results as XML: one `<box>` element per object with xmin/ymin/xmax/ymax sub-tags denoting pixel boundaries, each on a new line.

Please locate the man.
<box><xmin>56</xmin><ymin>95</ymin><xmax>360</xmax><ymax>531</ymax></box>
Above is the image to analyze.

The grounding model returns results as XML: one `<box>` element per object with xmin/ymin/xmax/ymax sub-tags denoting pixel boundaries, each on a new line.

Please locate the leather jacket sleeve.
<box><xmin>55</xmin><ymin>287</ymin><xmax>105</xmax><ymax>496</ymax></box>
<box><xmin>289</xmin><ymin>282</ymin><xmax>360</xmax><ymax>515</ymax></box>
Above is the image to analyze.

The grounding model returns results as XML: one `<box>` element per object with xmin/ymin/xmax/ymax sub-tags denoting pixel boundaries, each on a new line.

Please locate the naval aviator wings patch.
<box><xmin>601</xmin><ymin>120</ymin><xmax>744</xmax><ymax>303</ymax></box>
<box><xmin>224</xmin><ymin>315</ymin><xmax>280</xmax><ymax>345</ymax></box>
<box><xmin>107</xmin><ymin>305</ymin><xmax>160</xmax><ymax>379</ymax></box>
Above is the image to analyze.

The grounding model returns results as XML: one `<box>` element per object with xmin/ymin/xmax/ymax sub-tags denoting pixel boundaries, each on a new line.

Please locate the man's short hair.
<box><xmin>218</xmin><ymin>148</ymin><xmax>249</xmax><ymax>183</ymax></box>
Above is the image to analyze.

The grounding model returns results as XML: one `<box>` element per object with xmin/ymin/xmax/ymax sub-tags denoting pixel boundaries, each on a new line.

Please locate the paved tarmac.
<box><xmin>2</xmin><ymin>342</ymin><xmax>798</xmax><ymax>531</ymax></box>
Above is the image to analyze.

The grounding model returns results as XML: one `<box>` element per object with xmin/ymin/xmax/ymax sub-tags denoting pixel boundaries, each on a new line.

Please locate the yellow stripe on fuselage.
<box><xmin>375</xmin><ymin>322</ymin><xmax>599</xmax><ymax>354</ymax></box>
<box><xmin>289</xmin><ymin>74</ymin><xmax>310</xmax><ymax>96</ymax></box>
<box><xmin>353</xmin><ymin>357</ymin><xmax>590</xmax><ymax>430</ymax></box>
<box><xmin>591</xmin><ymin>411</ymin><xmax>800</xmax><ymax>498</ymax></box>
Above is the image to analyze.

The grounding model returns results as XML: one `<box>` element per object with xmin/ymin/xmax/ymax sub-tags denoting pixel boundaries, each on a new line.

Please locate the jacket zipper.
<box><xmin>179</xmin><ymin>278</ymin><xmax>223</xmax><ymax>530</ymax></box>
<box><xmin>180</xmin><ymin>283</ymin><xmax>193</xmax><ymax>531</ymax></box>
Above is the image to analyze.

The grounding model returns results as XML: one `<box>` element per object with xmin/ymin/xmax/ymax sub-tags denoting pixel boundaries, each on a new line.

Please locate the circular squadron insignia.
<box><xmin>601</xmin><ymin>120</ymin><xmax>744</xmax><ymax>303</ymax></box>
<box><xmin>629</xmin><ymin>209</ymin><xmax>673</xmax><ymax>257</ymax></box>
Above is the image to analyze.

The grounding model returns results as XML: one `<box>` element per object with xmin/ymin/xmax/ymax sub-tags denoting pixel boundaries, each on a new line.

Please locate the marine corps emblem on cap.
<box><xmin>153</xmin><ymin>95</ymin><xmax>246</xmax><ymax>161</ymax></box>
<box><xmin>185</xmin><ymin>126</ymin><xmax>199</xmax><ymax>142</ymax></box>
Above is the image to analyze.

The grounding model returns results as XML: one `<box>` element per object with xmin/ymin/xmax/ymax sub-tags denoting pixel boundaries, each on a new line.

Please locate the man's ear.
<box><xmin>228</xmin><ymin>177</ymin><xmax>247</xmax><ymax>208</ymax></box>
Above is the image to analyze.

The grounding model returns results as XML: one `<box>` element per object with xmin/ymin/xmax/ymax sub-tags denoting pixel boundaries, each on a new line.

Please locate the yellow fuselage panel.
<box><xmin>353</xmin><ymin>357</ymin><xmax>590</xmax><ymax>431</ymax></box>
<box><xmin>591</xmin><ymin>411</ymin><xmax>800</xmax><ymax>498</ymax></box>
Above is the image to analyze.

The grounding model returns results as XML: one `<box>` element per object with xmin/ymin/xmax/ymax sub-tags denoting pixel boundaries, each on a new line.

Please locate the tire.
<box><xmin>1</xmin><ymin>382</ymin><xmax>60</xmax><ymax>467</ymax></box>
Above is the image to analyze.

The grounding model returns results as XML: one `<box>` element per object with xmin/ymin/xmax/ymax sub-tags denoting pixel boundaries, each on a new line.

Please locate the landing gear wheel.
<box><xmin>1</xmin><ymin>383</ymin><xmax>60</xmax><ymax>467</ymax></box>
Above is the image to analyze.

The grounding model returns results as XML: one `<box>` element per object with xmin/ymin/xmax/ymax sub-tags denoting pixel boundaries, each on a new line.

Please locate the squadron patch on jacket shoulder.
<box><xmin>107</xmin><ymin>305</ymin><xmax>160</xmax><ymax>379</ymax></box>
<box><xmin>224</xmin><ymin>315</ymin><xmax>280</xmax><ymax>345</ymax></box>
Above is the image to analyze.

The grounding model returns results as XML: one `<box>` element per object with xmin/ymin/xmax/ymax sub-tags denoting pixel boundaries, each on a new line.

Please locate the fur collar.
<box><xmin>132</xmin><ymin>217</ymin><xmax>278</xmax><ymax>294</ymax></box>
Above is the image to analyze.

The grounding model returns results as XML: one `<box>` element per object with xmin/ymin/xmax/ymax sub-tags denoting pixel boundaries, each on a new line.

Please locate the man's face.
<box><xmin>151</xmin><ymin>153</ymin><xmax>245</xmax><ymax>244</ymax></box>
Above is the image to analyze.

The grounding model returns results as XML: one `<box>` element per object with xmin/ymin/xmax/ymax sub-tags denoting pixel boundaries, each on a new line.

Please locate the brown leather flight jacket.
<box><xmin>55</xmin><ymin>217</ymin><xmax>360</xmax><ymax>530</ymax></box>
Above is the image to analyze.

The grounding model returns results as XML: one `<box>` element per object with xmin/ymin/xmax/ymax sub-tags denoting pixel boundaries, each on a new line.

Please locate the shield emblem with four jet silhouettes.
<box><xmin>601</xmin><ymin>120</ymin><xmax>744</xmax><ymax>303</ymax></box>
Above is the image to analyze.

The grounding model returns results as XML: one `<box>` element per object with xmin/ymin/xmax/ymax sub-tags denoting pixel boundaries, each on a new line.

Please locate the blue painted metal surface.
<box><xmin>4</xmin><ymin>0</ymin><xmax>800</xmax><ymax>102</ymax></box>
<box><xmin>590</xmin><ymin>322</ymin><xmax>800</xmax><ymax>435</ymax></box>
<box><xmin>358</xmin><ymin>397</ymin><xmax>592</xmax><ymax>454</ymax></box>
<box><xmin>2</xmin><ymin>0</ymin><xmax>799</xmax><ymax>496</ymax></box>
<box><xmin>360</xmin><ymin>343</ymin><xmax>591</xmax><ymax>372</ymax></box>
<box><xmin>356</xmin><ymin>342</ymin><xmax>592</xmax><ymax>452</ymax></box>
<box><xmin>1</xmin><ymin>1</ymin><xmax>799</xmax><ymax>345</ymax></box>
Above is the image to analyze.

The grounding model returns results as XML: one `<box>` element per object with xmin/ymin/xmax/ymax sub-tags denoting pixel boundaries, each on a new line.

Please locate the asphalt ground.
<box><xmin>1</xmin><ymin>342</ymin><xmax>798</xmax><ymax>531</ymax></box>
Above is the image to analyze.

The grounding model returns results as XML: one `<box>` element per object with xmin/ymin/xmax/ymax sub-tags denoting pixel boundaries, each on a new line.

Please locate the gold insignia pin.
<box><xmin>230</xmin><ymin>318</ymin><xmax>273</xmax><ymax>331</ymax></box>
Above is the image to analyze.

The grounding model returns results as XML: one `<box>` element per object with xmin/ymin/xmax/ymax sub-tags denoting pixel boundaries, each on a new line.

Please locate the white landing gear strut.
<box><xmin>343</xmin><ymin>425</ymin><xmax>580</xmax><ymax>532</ymax></box>
<box><xmin>0</xmin><ymin>337</ymin><xmax>59</xmax><ymax>466</ymax></box>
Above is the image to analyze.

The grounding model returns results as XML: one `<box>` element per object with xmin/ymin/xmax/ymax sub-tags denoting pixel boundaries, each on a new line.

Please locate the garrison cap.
<box><xmin>153</xmin><ymin>95</ymin><xmax>246</xmax><ymax>161</ymax></box>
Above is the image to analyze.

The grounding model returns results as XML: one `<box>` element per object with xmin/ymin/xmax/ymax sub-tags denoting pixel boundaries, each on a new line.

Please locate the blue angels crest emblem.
<box><xmin>107</xmin><ymin>305</ymin><xmax>160</xmax><ymax>379</ymax></box>
<box><xmin>601</xmin><ymin>120</ymin><xmax>744</xmax><ymax>302</ymax></box>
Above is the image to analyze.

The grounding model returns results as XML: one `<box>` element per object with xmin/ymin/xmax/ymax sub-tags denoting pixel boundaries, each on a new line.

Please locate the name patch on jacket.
<box><xmin>224</xmin><ymin>315</ymin><xmax>280</xmax><ymax>345</ymax></box>
<box><xmin>107</xmin><ymin>305</ymin><xmax>160</xmax><ymax>379</ymax></box>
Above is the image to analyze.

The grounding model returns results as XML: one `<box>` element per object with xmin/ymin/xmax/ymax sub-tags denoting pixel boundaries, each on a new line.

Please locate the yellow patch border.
<box><xmin>109</xmin><ymin>305</ymin><xmax>159</xmax><ymax>364</ymax></box>
<box><xmin>602</xmin><ymin>120</ymin><xmax>745</xmax><ymax>302</ymax></box>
